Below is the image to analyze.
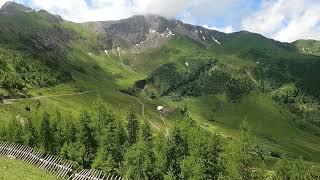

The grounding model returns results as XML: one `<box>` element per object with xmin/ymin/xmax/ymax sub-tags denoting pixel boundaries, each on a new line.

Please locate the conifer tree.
<box><xmin>127</xmin><ymin>111</ymin><xmax>139</xmax><ymax>145</ymax></box>
<box><xmin>140</xmin><ymin>120</ymin><xmax>153</xmax><ymax>147</ymax></box>
<box><xmin>224</xmin><ymin>120</ymin><xmax>265</xmax><ymax>180</ymax></box>
<box><xmin>7</xmin><ymin>116</ymin><xmax>23</xmax><ymax>144</ymax></box>
<box><xmin>78</xmin><ymin>111</ymin><xmax>97</xmax><ymax>167</ymax></box>
<box><xmin>123</xmin><ymin>141</ymin><xmax>153</xmax><ymax>179</ymax></box>
<box><xmin>23</xmin><ymin>119</ymin><xmax>38</xmax><ymax>147</ymax></box>
<box><xmin>39</xmin><ymin>113</ymin><xmax>54</xmax><ymax>153</ymax></box>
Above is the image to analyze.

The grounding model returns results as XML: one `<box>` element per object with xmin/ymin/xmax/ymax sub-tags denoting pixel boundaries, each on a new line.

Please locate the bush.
<box><xmin>225</xmin><ymin>73</ymin><xmax>254</xmax><ymax>102</ymax></box>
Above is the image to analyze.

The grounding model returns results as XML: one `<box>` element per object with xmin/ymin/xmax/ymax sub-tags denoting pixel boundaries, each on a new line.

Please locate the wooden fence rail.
<box><xmin>0</xmin><ymin>142</ymin><xmax>123</xmax><ymax>180</ymax></box>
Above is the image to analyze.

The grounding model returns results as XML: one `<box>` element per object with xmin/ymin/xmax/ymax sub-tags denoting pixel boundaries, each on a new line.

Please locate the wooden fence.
<box><xmin>0</xmin><ymin>142</ymin><xmax>123</xmax><ymax>180</ymax></box>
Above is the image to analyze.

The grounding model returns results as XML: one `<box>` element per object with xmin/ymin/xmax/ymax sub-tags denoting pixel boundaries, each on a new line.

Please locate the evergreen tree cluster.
<box><xmin>0</xmin><ymin>97</ymin><xmax>319</xmax><ymax>179</ymax></box>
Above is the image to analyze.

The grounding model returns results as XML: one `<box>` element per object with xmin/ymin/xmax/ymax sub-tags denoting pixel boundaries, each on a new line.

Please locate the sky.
<box><xmin>0</xmin><ymin>0</ymin><xmax>319</xmax><ymax>42</ymax></box>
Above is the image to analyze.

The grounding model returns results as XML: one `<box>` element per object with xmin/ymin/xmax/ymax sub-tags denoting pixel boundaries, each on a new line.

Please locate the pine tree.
<box><xmin>78</xmin><ymin>111</ymin><xmax>97</xmax><ymax>167</ymax></box>
<box><xmin>39</xmin><ymin>112</ymin><xmax>54</xmax><ymax>153</ymax></box>
<box><xmin>123</xmin><ymin>141</ymin><xmax>153</xmax><ymax>179</ymax></box>
<box><xmin>224</xmin><ymin>120</ymin><xmax>265</xmax><ymax>180</ymax></box>
<box><xmin>93</xmin><ymin>96</ymin><xmax>113</xmax><ymax>137</ymax></box>
<box><xmin>153</xmin><ymin>134</ymin><xmax>170</xmax><ymax>179</ymax></box>
<box><xmin>63</xmin><ymin>117</ymin><xmax>77</xmax><ymax>143</ymax></box>
<box><xmin>23</xmin><ymin>119</ymin><xmax>38</xmax><ymax>147</ymax></box>
<box><xmin>7</xmin><ymin>116</ymin><xmax>23</xmax><ymax>144</ymax></box>
<box><xmin>92</xmin><ymin>149</ymin><xmax>116</xmax><ymax>174</ymax></box>
<box><xmin>168</xmin><ymin>127</ymin><xmax>189</xmax><ymax>178</ymax></box>
<box><xmin>274</xmin><ymin>156</ymin><xmax>319</xmax><ymax>179</ymax></box>
<box><xmin>140</xmin><ymin>120</ymin><xmax>153</xmax><ymax>147</ymax></box>
<box><xmin>179</xmin><ymin>155</ymin><xmax>206</xmax><ymax>180</ymax></box>
<box><xmin>127</xmin><ymin>111</ymin><xmax>139</xmax><ymax>145</ymax></box>
<box><xmin>53</xmin><ymin>109</ymin><xmax>64</xmax><ymax>152</ymax></box>
<box><xmin>39</xmin><ymin>113</ymin><xmax>53</xmax><ymax>153</ymax></box>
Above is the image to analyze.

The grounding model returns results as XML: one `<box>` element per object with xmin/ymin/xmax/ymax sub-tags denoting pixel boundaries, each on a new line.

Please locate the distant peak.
<box><xmin>0</xmin><ymin>1</ymin><xmax>32</xmax><ymax>13</ymax></box>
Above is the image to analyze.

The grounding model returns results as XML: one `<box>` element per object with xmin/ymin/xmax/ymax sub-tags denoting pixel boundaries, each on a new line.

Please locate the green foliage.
<box><xmin>0</xmin><ymin>47</ymin><xmax>72</xmax><ymax>97</ymax></box>
<box><xmin>140</xmin><ymin>120</ymin><xmax>153</xmax><ymax>147</ymax></box>
<box><xmin>145</xmin><ymin>58</ymin><xmax>256</xmax><ymax>102</ymax></box>
<box><xmin>77</xmin><ymin>111</ymin><xmax>97</xmax><ymax>167</ymax></box>
<box><xmin>92</xmin><ymin>151</ymin><xmax>116</xmax><ymax>174</ymax></box>
<box><xmin>60</xmin><ymin>142</ymin><xmax>86</xmax><ymax>166</ymax></box>
<box><xmin>224</xmin><ymin>120</ymin><xmax>265</xmax><ymax>180</ymax></box>
<box><xmin>272</xmin><ymin>84</ymin><xmax>320</xmax><ymax>127</ymax></box>
<box><xmin>127</xmin><ymin>111</ymin><xmax>139</xmax><ymax>145</ymax></box>
<box><xmin>23</xmin><ymin>119</ymin><xmax>38</xmax><ymax>147</ymax></box>
<box><xmin>1</xmin><ymin>97</ymin><xmax>319</xmax><ymax>179</ymax></box>
<box><xmin>123</xmin><ymin>140</ymin><xmax>154</xmax><ymax>179</ymax></box>
<box><xmin>294</xmin><ymin>40</ymin><xmax>320</xmax><ymax>56</ymax></box>
<box><xmin>225</xmin><ymin>72</ymin><xmax>254</xmax><ymax>102</ymax></box>
<box><xmin>6</xmin><ymin>117</ymin><xmax>23</xmax><ymax>144</ymax></box>
<box><xmin>274</xmin><ymin>157</ymin><xmax>320</xmax><ymax>180</ymax></box>
<box><xmin>179</xmin><ymin>155</ymin><xmax>206</xmax><ymax>180</ymax></box>
<box><xmin>39</xmin><ymin>113</ymin><xmax>54</xmax><ymax>153</ymax></box>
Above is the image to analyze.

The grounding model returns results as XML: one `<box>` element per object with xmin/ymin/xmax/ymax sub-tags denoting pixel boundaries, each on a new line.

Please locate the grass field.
<box><xmin>164</xmin><ymin>92</ymin><xmax>320</xmax><ymax>162</ymax></box>
<box><xmin>0</xmin><ymin>156</ymin><xmax>56</xmax><ymax>180</ymax></box>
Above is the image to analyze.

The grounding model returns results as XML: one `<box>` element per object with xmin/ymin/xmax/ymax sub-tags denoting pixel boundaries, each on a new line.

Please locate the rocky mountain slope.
<box><xmin>82</xmin><ymin>15</ymin><xmax>227</xmax><ymax>53</ymax></box>
<box><xmin>294</xmin><ymin>39</ymin><xmax>320</xmax><ymax>56</ymax></box>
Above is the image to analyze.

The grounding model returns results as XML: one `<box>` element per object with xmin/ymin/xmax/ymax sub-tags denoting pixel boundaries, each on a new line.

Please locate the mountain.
<box><xmin>1</xmin><ymin>2</ymin><xmax>320</xmax><ymax>177</ymax></box>
<box><xmin>294</xmin><ymin>39</ymin><xmax>320</xmax><ymax>56</ymax></box>
<box><xmin>0</xmin><ymin>1</ymin><xmax>32</xmax><ymax>14</ymax></box>
<box><xmin>82</xmin><ymin>15</ymin><xmax>227</xmax><ymax>53</ymax></box>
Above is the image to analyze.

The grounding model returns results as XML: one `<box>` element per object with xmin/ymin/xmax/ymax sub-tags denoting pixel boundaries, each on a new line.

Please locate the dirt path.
<box><xmin>245</xmin><ymin>68</ymin><xmax>258</xmax><ymax>85</ymax></box>
<box><xmin>1</xmin><ymin>90</ymin><xmax>100</xmax><ymax>105</ymax></box>
<box><xmin>120</xmin><ymin>93</ymin><xmax>163</xmax><ymax>132</ymax></box>
<box><xmin>160</xmin><ymin>113</ymin><xmax>169</xmax><ymax>135</ymax></box>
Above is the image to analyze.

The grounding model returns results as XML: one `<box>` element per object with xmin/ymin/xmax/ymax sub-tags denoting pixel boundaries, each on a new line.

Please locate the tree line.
<box><xmin>0</xmin><ymin>97</ymin><xmax>319</xmax><ymax>179</ymax></box>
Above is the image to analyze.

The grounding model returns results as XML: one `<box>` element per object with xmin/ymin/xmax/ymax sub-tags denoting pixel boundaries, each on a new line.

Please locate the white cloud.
<box><xmin>203</xmin><ymin>24</ymin><xmax>234</xmax><ymax>33</ymax></box>
<box><xmin>242</xmin><ymin>0</ymin><xmax>320</xmax><ymax>42</ymax></box>
<box><xmin>2</xmin><ymin>0</ymin><xmax>320</xmax><ymax>41</ymax></box>
<box><xmin>2</xmin><ymin>0</ymin><xmax>244</xmax><ymax>23</ymax></box>
<box><xmin>28</xmin><ymin>0</ymin><xmax>133</xmax><ymax>22</ymax></box>
<box><xmin>133</xmin><ymin>0</ymin><xmax>191</xmax><ymax>18</ymax></box>
<box><xmin>26</xmin><ymin>0</ymin><xmax>193</xmax><ymax>22</ymax></box>
<box><xmin>0</xmin><ymin>0</ymin><xmax>11</xmax><ymax>6</ymax></box>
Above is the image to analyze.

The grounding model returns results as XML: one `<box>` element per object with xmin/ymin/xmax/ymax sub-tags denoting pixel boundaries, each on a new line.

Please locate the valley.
<box><xmin>0</xmin><ymin>1</ymin><xmax>320</xmax><ymax>179</ymax></box>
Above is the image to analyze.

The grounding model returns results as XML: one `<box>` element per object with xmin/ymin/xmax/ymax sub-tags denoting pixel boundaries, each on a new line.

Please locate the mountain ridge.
<box><xmin>1</xmin><ymin>1</ymin><xmax>318</xmax><ymax>54</ymax></box>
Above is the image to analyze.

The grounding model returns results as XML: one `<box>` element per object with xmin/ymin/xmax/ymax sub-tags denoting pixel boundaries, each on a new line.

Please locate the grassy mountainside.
<box><xmin>126</xmin><ymin>36</ymin><xmax>320</xmax><ymax>162</ymax></box>
<box><xmin>1</xmin><ymin>2</ymin><xmax>320</xmax><ymax>178</ymax></box>
<box><xmin>0</xmin><ymin>9</ymin><xmax>76</xmax><ymax>99</ymax></box>
<box><xmin>294</xmin><ymin>40</ymin><xmax>320</xmax><ymax>56</ymax></box>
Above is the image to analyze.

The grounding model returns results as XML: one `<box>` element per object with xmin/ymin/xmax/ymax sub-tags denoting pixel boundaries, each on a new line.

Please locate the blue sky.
<box><xmin>1</xmin><ymin>0</ymin><xmax>320</xmax><ymax>42</ymax></box>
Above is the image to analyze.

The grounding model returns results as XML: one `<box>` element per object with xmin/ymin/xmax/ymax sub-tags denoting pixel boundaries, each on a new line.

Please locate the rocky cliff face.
<box><xmin>83</xmin><ymin>15</ymin><xmax>227</xmax><ymax>53</ymax></box>
<box><xmin>0</xmin><ymin>1</ymin><xmax>32</xmax><ymax>14</ymax></box>
<box><xmin>0</xmin><ymin>2</ymin><xmax>63</xmax><ymax>23</ymax></box>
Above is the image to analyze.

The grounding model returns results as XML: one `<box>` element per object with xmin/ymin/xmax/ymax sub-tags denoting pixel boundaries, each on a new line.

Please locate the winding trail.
<box><xmin>1</xmin><ymin>90</ymin><xmax>100</xmax><ymax>105</ymax></box>
<box><xmin>160</xmin><ymin>113</ymin><xmax>169</xmax><ymax>135</ymax></box>
<box><xmin>245</xmin><ymin>68</ymin><xmax>258</xmax><ymax>85</ymax></box>
<box><xmin>120</xmin><ymin>93</ymin><xmax>163</xmax><ymax>133</ymax></box>
<box><xmin>2</xmin><ymin>87</ymin><xmax>167</xmax><ymax>134</ymax></box>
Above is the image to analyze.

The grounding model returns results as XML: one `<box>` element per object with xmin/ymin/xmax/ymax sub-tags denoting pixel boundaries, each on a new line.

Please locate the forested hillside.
<box><xmin>0</xmin><ymin>2</ymin><xmax>320</xmax><ymax>179</ymax></box>
<box><xmin>1</xmin><ymin>98</ymin><xmax>319</xmax><ymax>179</ymax></box>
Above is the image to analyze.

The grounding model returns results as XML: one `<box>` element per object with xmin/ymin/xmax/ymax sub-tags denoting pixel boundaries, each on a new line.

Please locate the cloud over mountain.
<box><xmin>1</xmin><ymin>0</ymin><xmax>320</xmax><ymax>42</ymax></box>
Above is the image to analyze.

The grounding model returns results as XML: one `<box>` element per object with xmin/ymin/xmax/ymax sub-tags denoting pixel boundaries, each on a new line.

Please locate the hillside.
<box><xmin>0</xmin><ymin>156</ymin><xmax>56</xmax><ymax>180</ymax></box>
<box><xmin>294</xmin><ymin>39</ymin><xmax>320</xmax><ymax>56</ymax></box>
<box><xmin>0</xmin><ymin>2</ymin><xmax>320</xmax><ymax>179</ymax></box>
